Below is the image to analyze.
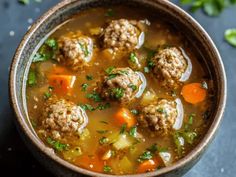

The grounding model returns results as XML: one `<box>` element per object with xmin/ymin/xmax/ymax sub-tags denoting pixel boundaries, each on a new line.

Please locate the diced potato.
<box><xmin>63</xmin><ymin>147</ymin><xmax>82</xmax><ymax>161</ymax></box>
<box><xmin>119</xmin><ymin>156</ymin><xmax>133</xmax><ymax>174</ymax></box>
<box><xmin>113</xmin><ymin>134</ymin><xmax>133</xmax><ymax>150</ymax></box>
<box><xmin>140</xmin><ymin>90</ymin><xmax>157</xmax><ymax>105</ymax></box>
<box><xmin>159</xmin><ymin>152</ymin><xmax>172</xmax><ymax>166</ymax></box>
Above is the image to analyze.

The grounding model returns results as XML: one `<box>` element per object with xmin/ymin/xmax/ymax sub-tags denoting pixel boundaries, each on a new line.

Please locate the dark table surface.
<box><xmin>0</xmin><ymin>0</ymin><xmax>235</xmax><ymax>177</ymax></box>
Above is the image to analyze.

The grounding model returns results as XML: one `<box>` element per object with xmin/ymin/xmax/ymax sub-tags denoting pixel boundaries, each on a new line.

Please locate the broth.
<box><xmin>26</xmin><ymin>6</ymin><xmax>214</xmax><ymax>175</ymax></box>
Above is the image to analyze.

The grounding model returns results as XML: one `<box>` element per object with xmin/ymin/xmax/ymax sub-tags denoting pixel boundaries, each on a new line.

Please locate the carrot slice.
<box><xmin>114</xmin><ymin>108</ymin><xmax>136</xmax><ymax>128</ymax></box>
<box><xmin>137</xmin><ymin>159</ymin><xmax>159</xmax><ymax>173</ymax></box>
<box><xmin>181</xmin><ymin>83</ymin><xmax>207</xmax><ymax>104</ymax></box>
<box><xmin>48</xmin><ymin>75</ymin><xmax>76</xmax><ymax>94</ymax></box>
<box><xmin>74</xmin><ymin>155</ymin><xmax>104</xmax><ymax>173</ymax></box>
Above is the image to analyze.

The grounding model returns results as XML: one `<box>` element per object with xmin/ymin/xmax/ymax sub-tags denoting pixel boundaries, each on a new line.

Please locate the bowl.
<box><xmin>9</xmin><ymin>0</ymin><xmax>227</xmax><ymax>176</ymax></box>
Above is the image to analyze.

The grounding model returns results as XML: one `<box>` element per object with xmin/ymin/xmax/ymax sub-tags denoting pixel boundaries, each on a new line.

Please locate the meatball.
<box><xmin>57</xmin><ymin>36</ymin><xmax>93</xmax><ymax>71</ymax></box>
<box><xmin>42</xmin><ymin>96</ymin><xmax>88</xmax><ymax>138</ymax></box>
<box><xmin>103</xmin><ymin>19</ymin><xmax>144</xmax><ymax>52</ymax></box>
<box><xmin>101</xmin><ymin>67</ymin><xmax>144</xmax><ymax>103</ymax></box>
<box><xmin>138</xmin><ymin>99</ymin><xmax>178</xmax><ymax>136</ymax></box>
<box><xmin>153</xmin><ymin>47</ymin><xmax>187</xmax><ymax>88</ymax></box>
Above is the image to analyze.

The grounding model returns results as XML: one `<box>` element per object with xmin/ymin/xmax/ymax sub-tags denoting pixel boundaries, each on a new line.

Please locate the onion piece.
<box><xmin>173</xmin><ymin>98</ymin><xmax>184</xmax><ymax>130</ymax></box>
<box><xmin>135</xmin><ymin>72</ymin><xmax>147</xmax><ymax>98</ymax></box>
<box><xmin>179</xmin><ymin>47</ymin><xmax>192</xmax><ymax>82</ymax></box>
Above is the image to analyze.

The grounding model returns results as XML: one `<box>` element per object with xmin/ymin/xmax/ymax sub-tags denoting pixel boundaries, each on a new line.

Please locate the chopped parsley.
<box><xmin>144</xmin><ymin>66</ymin><xmax>150</xmax><ymax>73</ymax></box>
<box><xmin>96</xmin><ymin>103</ymin><xmax>111</xmax><ymax>110</ymax></box>
<box><xmin>103</xmin><ymin>165</ymin><xmax>112</xmax><ymax>173</ymax></box>
<box><xmin>43</xmin><ymin>86</ymin><xmax>53</xmax><ymax>100</ymax></box>
<box><xmin>27</xmin><ymin>70</ymin><xmax>36</xmax><ymax>86</ymax></box>
<box><xmin>81</xmin><ymin>83</ymin><xmax>89</xmax><ymax>92</ymax></box>
<box><xmin>107</xmin><ymin>73</ymin><xmax>118</xmax><ymax>80</ymax></box>
<box><xmin>86</xmin><ymin>75</ymin><xmax>93</xmax><ymax>81</ymax></box>
<box><xmin>111</xmin><ymin>88</ymin><xmax>124</xmax><ymax>100</ymax></box>
<box><xmin>86</xmin><ymin>91</ymin><xmax>103</xmax><ymax>102</ymax></box>
<box><xmin>129</xmin><ymin>126</ymin><xmax>137</xmax><ymax>138</ymax></box>
<box><xmin>105</xmin><ymin>66</ymin><xmax>115</xmax><ymax>74</ymax></box>
<box><xmin>99</xmin><ymin>137</ymin><xmax>109</xmax><ymax>145</ymax></box>
<box><xmin>78</xmin><ymin>42</ymin><xmax>89</xmax><ymax>57</ymax></box>
<box><xmin>46</xmin><ymin>137</ymin><xmax>69</xmax><ymax>151</ymax></box>
<box><xmin>138</xmin><ymin>151</ymin><xmax>153</xmax><ymax>162</ymax></box>
<box><xmin>129</xmin><ymin>52</ymin><xmax>138</xmax><ymax>63</ymax></box>
<box><xmin>45</xmin><ymin>38</ymin><xmax>58</xmax><ymax>50</ymax></box>
<box><xmin>80</xmin><ymin>104</ymin><xmax>95</xmax><ymax>111</ymax></box>
<box><xmin>129</xmin><ymin>84</ymin><xmax>137</xmax><ymax>91</ymax></box>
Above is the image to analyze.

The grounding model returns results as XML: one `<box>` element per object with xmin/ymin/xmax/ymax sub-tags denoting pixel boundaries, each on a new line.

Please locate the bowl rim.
<box><xmin>9</xmin><ymin>0</ymin><xmax>227</xmax><ymax>176</ymax></box>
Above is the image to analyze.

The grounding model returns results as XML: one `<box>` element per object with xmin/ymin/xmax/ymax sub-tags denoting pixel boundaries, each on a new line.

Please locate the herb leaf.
<box><xmin>129</xmin><ymin>126</ymin><xmax>137</xmax><ymax>138</ymax></box>
<box><xmin>225</xmin><ymin>29</ymin><xmax>236</xmax><ymax>47</ymax></box>
<box><xmin>105</xmin><ymin>66</ymin><xmax>115</xmax><ymax>74</ymax></box>
<box><xmin>120</xmin><ymin>124</ymin><xmax>127</xmax><ymax>134</ymax></box>
<box><xmin>86</xmin><ymin>75</ymin><xmax>93</xmax><ymax>81</ymax></box>
<box><xmin>86</xmin><ymin>92</ymin><xmax>103</xmax><ymax>102</ymax></box>
<box><xmin>28</xmin><ymin>70</ymin><xmax>36</xmax><ymax>86</ymax></box>
<box><xmin>138</xmin><ymin>151</ymin><xmax>153</xmax><ymax>162</ymax></box>
<box><xmin>47</xmin><ymin>137</ymin><xmax>69</xmax><ymax>151</ymax></box>
<box><xmin>103</xmin><ymin>165</ymin><xmax>112</xmax><ymax>173</ymax></box>
<box><xmin>81</xmin><ymin>83</ymin><xmax>89</xmax><ymax>92</ymax></box>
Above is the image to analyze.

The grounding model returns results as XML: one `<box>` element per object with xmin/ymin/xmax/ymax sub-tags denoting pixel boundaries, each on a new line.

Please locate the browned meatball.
<box><xmin>42</xmin><ymin>96</ymin><xmax>88</xmax><ymax>139</ymax></box>
<box><xmin>138</xmin><ymin>99</ymin><xmax>178</xmax><ymax>136</ymax></box>
<box><xmin>153</xmin><ymin>47</ymin><xmax>187</xmax><ymax>88</ymax></box>
<box><xmin>100</xmin><ymin>67</ymin><xmax>145</xmax><ymax>104</ymax></box>
<box><xmin>57</xmin><ymin>35</ymin><xmax>93</xmax><ymax>71</ymax></box>
<box><xmin>103</xmin><ymin>19</ymin><xmax>144</xmax><ymax>52</ymax></box>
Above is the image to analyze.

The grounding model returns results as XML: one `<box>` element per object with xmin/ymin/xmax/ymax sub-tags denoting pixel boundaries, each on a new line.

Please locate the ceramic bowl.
<box><xmin>9</xmin><ymin>0</ymin><xmax>227</xmax><ymax>176</ymax></box>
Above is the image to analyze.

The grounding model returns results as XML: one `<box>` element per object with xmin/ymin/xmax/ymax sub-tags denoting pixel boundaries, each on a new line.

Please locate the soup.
<box><xmin>26</xmin><ymin>6</ymin><xmax>214</xmax><ymax>175</ymax></box>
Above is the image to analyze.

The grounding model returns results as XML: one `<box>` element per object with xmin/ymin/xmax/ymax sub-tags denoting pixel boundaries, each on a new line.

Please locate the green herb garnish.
<box><xmin>225</xmin><ymin>29</ymin><xmax>236</xmax><ymax>47</ymax></box>
<box><xmin>80</xmin><ymin>104</ymin><xmax>95</xmax><ymax>111</ymax></box>
<box><xmin>105</xmin><ymin>66</ymin><xmax>115</xmax><ymax>74</ymax></box>
<box><xmin>144</xmin><ymin>67</ymin><xmax>150</xmax><ymax>73</ymax></box>
<box><xmin>46</xmin><ymin>137</ymin><xmax>69</xmax><ymax>151</ymax></box>
<box><xmin>27</xmin><ymin>70</ymin><xmax>36</xmax><ymax>86</ymax></box>
<box><xmin>138</xmin><ymin>151</ymin><xmax>153</xmax><ymax>162</ymax></box>
<box><xmin>129</xmin><ymin>126</ymin><xmax>137</xmax><ymax>138</ymax></box>
<box><xmin>86</xmin><ymin>91</ymin><xmax>103</xmax><ymax>102</ymax></box>
<box><xmin>103</xmin><ymin>165</ymin><xmax>112</xmax><ymax>173</ymax></box>
<box><xmin>79</xmin><ymin>42</ymin><xmax>89</xmax><ymax>57</ymax></box>
<box><xmin>96</xmin><ymin>103</ymin><xmax>111</xmax><ymax>110</ymax></box>
<box><xmin>201</xmin><ymin>81</ymin><xmax>208</xmax><ymax>89</ymax></box>
<box><xmin>129</xmin><ymin>52</ymin><xmax>138</xmax><ymax>63</ymax></box>
<box><xmin>111</xmin><ymin>88</ymin><xmax>124</xmax><ymax>99</ymax></box>
<box><xmin>45</xmin><ymin>38</ymin><xmax>58</xmax><ymax>50</ymax></box>
<box><xmin>81</xmin><ymin>83</ymin><xmax>89</xmax><ymax>92</ymax></box>
<box><xmin>129</xmin><ymin>84</ymin><xmax>138</xmax><ymax>91</ymax></box>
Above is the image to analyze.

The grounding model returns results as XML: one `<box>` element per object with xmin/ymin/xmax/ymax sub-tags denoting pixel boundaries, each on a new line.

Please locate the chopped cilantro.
<box><xmin>32</xmin><ymin>53</ymin><xmax>48</xmax><ymax>63</ymax></box>
<box><xmin>81</xmin><ymin>83</ymin><xmax>89</xmax><ymax>92</ymax></box>
<box><xmin>103</xmin><ymin>165</ymin><xmax>112</xmax><ymax>173</ymax></box>
<box><xmin>46</xmin><ymin>137</ymin><xmax>69</xmax><ymax>151</ymax></box>
<box><xmin>79</xmin><ymin>42</ymin><xmax>89</xmax><ymax>57</ymax></box>
<box><xmin>144</xmin><ymin>67</ymin><xmax>150</xmax><ymax>73</ymax></box>
<box><xmin>96</xmin><ymin>103</ymin><xmax>111</xmax><ymax>110</ymax></box>
<box><xmin>111</xmin><ymin>88</ymin><xmax>124</xmax><ymax>99</ymax></box>
<box><xmin>129</xmin><ymin>52</ymin><xmax>138</xmax><ymax>63</ymax></box>
<box><xmin>86</xmin><ymin>91</ymin><xmax>103</xmax><ymax>102</ymax></box>
<box><xmin>107</xmin><ymin>73</ymin><xmax>118</xmax><ymax>80</ymax></box>
<box><xmin>137</xmin><ymin>151</ymin><xmax>153</xmax><ymax>162</ymax></box>
<box><xmin>129</xmin><ymin>126</ymin><xmax>137</xmax><ymax>138</ymax></box>
<box><xmin>27</xmin><ymin>70</ymin><xmax>36</xmax><ymax>86</ymax></box>
<box><xmin>45</xmin><ymin>38</ymin><xmax>58</xmax><ymax>50</ymax></box>
<box><xmin>80</xmin><ymin>104</ymin><xmax>95</xmax><ymax>111</ymax></box>
<box><xmin>129</xmin><ymin>84</ymin><xmax>138</xmax><ymax>91</ymax></box>
<box><xmin>105</xmin><ymin>66</ymin><xmax>115</xmax><ymax>74</ymax></box>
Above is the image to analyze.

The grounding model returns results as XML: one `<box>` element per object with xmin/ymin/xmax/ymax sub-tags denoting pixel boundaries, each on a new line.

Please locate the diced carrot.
<box><xmin>181</xmin><ymin>83</ymin><xmax>207</xmax><ymax>104</ymax></box>
<box><xmin>114</xmin><ymin>108</ymin><xmax>136</xmax><ymax>128</ymax></box>
<box><xmin>74</xmin><ymin>155</ymin><xmax>104</xmax><ymax>173</ymax></box>
<box><xmin>48</xmin><ymin>75</ymin><xmax>76</xmax><ymax>94</ymax></box>
<box><xmin>137</xmin><ymin>158</ymin><xmax>159</xmax><ymax>173</ymax></box>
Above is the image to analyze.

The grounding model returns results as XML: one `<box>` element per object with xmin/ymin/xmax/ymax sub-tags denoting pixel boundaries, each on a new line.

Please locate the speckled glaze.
<box><xmin>9</xmin><ymin>0</ymin><xmax>227</xmax><ymax>177</ymax></box>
